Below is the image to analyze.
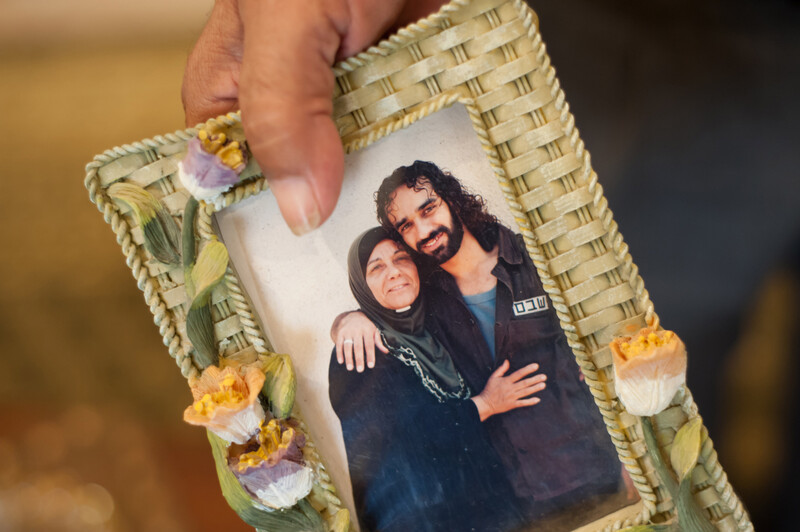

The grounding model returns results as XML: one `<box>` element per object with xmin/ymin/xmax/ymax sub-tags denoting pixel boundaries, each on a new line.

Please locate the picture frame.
<box><xmin>84</xmin><ymin>0</ymin><xmax>751</xmax><ymax>530</ymax></box>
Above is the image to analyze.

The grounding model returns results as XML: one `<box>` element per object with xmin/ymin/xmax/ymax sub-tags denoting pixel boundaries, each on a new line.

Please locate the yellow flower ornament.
<box><xmin>184</xmin><ymin>365</ymin><xmax>266</xmax><ymax>444</ymax></box>
<box><xmin>610</xmin><ymin>327</ymin><xmax>687</xmax><ymax>416</ymax></box>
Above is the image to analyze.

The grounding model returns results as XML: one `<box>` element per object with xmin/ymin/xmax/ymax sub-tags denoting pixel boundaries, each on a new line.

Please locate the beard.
<box><xmin>417</xmin><ymin>217</ymin><xmax>464</xmax><ymax>264</ymax></box>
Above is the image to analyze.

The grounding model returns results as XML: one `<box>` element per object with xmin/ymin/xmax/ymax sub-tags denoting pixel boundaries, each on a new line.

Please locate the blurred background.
<box><xmin>0</xmin><ymin>0</ymin><xmax>797</xmax><ymax>530</ymax></box>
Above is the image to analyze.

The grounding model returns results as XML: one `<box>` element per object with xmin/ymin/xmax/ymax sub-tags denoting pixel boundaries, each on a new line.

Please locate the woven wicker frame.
<box><xmin>84</xmin><ymin>1</ymin><xmax>751</xmax><ymax>530</ymax></box>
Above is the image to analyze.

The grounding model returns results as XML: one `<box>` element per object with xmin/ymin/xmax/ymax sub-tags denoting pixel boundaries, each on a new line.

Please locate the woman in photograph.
<box><xmin>329</xmin><ymin>227</ymin><xmax>545</xmax><ymax>532</ymax></box>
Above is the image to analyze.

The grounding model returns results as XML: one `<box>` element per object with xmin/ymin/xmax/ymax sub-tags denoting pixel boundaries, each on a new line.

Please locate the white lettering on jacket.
<box><xmin>512</xmin><ymin>295</ymin><xmax>548</xmax><ymax>316</ymax></box>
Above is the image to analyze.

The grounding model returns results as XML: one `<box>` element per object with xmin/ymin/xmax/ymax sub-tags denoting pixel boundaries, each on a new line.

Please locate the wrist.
<box><xmin>470</xmin><ymin>395</ymin><xmax>491</xmax><ymax>422</ymax></box>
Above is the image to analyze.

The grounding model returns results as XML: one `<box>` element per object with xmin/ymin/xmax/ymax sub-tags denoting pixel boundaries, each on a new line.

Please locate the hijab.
<box><xmin>347</xmin><ymin>228</ymin><xmax>469</xmax><ymax>401</ymax></box>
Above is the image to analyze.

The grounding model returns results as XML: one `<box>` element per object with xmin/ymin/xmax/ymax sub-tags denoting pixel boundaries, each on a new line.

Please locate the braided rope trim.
<box><xmin>85</xmin><ymin>127</ymin><xmax>201</xmax><ymax>381</ymax></box>
<box><xmin>469</xmin><ymin>91</ymin><xmax>652</xmax><ymax>529</ymax></box>
<box><xmin>84</xmin><ymin>112</ymin><xmax>245</xmax><ymax>380</ymax></box>
<box><xmin>504</xmin><ymin>5</ymin><xmax>653</xmax><ymax>528</ymax></box>
<box><xmin>674</xmin><ymin>389</ymin><xmax>754</xmax><ymax>532</ymax></box>
<box><xmin>84</xmin><ymin>113</ymin><xmax>347</xmax><ymax>525</ymax></box>
<box><xmin>509</xmin><ymin>0</ymin><xmax>752</xmax><ymax>529</ymax></box>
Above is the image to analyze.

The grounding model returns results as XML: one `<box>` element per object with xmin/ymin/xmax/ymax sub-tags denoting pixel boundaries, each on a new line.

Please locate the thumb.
<box><xmin>238</xmin><ymin>0</ymin><xmax>348</xmax><ymax>234</ymax></box>
<box><xmin>490</xmin><ymin>359</ymin><xmax>511</xmax><ymax>378</ymax></box>
<box><xmin>374</xmin><ymin>328</ymin><xmax>390</xmax><ymax>354</ymax></box>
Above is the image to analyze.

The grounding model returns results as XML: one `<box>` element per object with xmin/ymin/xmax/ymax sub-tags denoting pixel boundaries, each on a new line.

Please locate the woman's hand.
<box><xmin>332</xmin><ymin>311</ymin><xmax>388</xmax><ymax>372</ymax></box>
<box><xmin>471</xmin><ymin>360</ymin><xmax>547</xmax><ymax>421</ymax></box>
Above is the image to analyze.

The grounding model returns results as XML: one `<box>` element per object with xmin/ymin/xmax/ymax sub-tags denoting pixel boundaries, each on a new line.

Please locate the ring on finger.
<box><xmin>343</xmin><ymin>338</ymin><xmax>355</xmax><ymax>345</ymax></box>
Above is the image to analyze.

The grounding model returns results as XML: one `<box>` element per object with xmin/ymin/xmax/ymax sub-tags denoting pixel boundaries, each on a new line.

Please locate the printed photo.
<box><xmin>216</xmin><ymin>105</ymin><xmax>639</xmax><ymax>531</ymax></box>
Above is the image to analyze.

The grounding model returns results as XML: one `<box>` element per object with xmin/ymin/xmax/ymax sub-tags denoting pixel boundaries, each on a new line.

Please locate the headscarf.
<box><xmin>347</xmin><ymin>228</ymin><xmax>469</xmax><ymax>401</ymax></box>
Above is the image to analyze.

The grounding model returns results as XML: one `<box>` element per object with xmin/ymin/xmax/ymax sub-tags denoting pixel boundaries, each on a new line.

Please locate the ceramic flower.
<box><xmin>184</xmin><ymin>365</ymin><xmax>266</xmax><ymax>444</ymax></box>
<box><xmin>178</xmin><ymin>125</ymin><xmax>248</xmax><ymax>202</ymax></box>
<box><xmin>230</xmin><ymin>419</ymin><xmax>314</xmax><ymax>510</ymax></box>
<box><xmin>610</xmin><ymin>327</ymin><xmax>687</xmax><ymax>416</ymax></box>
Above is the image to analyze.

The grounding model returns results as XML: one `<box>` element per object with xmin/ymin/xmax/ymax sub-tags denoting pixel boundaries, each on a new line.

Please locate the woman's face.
<box><xmin>365</xmin><ymin>239</ymin><xmax>420</xmax><ymax>310</ymax></box>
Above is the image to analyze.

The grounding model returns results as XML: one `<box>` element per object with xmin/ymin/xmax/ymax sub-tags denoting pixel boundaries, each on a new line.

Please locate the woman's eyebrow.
<box><xmin>367</xmin><ymin>257</ymin><xmax>384</xmax><ymax>267</ymax></box>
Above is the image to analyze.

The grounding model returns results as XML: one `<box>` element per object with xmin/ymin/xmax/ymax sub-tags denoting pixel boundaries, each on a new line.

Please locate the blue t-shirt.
<box><xmin>462</xmin><ymin>286</ymin><xmax>497</xmax><ymax>359</ymax></box>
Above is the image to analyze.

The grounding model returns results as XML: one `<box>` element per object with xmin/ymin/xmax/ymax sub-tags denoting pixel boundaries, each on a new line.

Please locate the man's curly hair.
<box><xmin>375</xmin><ymin>161</ymin><xmax>498</xmax><ymax>251</ymax></box>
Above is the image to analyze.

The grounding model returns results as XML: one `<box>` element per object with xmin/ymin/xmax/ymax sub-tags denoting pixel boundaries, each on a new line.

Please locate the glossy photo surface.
<box><xmin>216</xmin><ymin>105</ymin><xmax>639</xmax><ymax>531</ymax></box>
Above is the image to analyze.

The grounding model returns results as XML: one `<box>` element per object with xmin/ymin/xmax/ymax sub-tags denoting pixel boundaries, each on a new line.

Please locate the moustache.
<box><xmin>417</xmin><ymin>227</ymin><xmax>447</xmax><ymax>252</ymax></box>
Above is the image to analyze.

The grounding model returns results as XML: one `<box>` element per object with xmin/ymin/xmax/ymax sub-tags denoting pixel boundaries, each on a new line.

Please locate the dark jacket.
<box><xmin>329</xmin><ymin>343</ymin><xmax>526</xmax><ymax>532</ymax></box>
<box><xmin>425</xmin><ymin>224</ymin><xmax>620</xmax><ymax>505</ymax></box>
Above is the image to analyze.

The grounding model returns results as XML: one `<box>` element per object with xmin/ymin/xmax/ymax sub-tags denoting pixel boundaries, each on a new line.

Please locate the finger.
<box><xmin>364</xmin><ymin>331</ymin><xmax>376</xmax><ymax>369</ymax></box>
<box><xmin>237</xmin><ymin>0</ymin><xmax>404</xmax><ymax>234</ymax></box>
<box><xmin>354</xmin><ymin>335</ymin><xmax>365</xmax><ymax>372</ymax></box>
<box><xmin>490</xmin><ymin>359</ymin><xmax>511</xmax><ymax>378</ymax></box>
<box><xmin>374</xmin><ymin>328</ymin><xmax>389</xmax><ymax>354</ymax></box>
<box><xmin>344</xmin><ymin>339</ymin><xmax>354</xmax><ymax>371</ymax></box>
<box><xmin>236</xmin><ymin>0</ymin><xmax>339</xmax><ymax>234</ymax></box>
<box><xmin>237</xmin><ymin>0</ymin><xmax>431</xmax><ymax>234</ymax></box>
<box><xmin>518</xmin><ymin>373</ymin><xmax>547</xmax><ymax>386</ymax></box>
<box><xmin>182</xmin><ymin>0</ymin><xmax>243</xmax><ymax>126</ymax></box>
<box><xmin>516</xmin><ymin>382</ymin><xmax>546</xmax><ymax>398</ymax></box>
<box><xmin>509</xmin><ymin>362</ymin><xmax>540</xmax><ymax>383</ymax></box>
<box><xmin>515</xmin><ymin>397</ymin><xmax>542</xmax><ymax>407</ymax></box>
<box><xmin>335</xmin><ymin>337</ymin><xmax>344</xmax><ymax>365</ymax></box>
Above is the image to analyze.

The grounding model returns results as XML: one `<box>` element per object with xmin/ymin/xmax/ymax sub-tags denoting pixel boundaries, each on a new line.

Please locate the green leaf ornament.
<box><xmin>670</xmin><ymin>417</ymin><xmax>703</xmax><ymax>483</ymax></box>
<box><xmin>108</xmin><ymin>182</ymin><xmax>181</xmax><ymax>264</ymax></box>
<box><xmin>181</xmin><ymin>197</ymin><xmax>228</xmax><ymax>369</ymax></box>
<box><xmin>261</xmin><ymin>354</ymin><xmax>297</xmax><ymax>419</ymax></box>
<box><xmin>190</xmin><ymin>240</ymin><xmax>229</xmax><ymax>306</ymax></box>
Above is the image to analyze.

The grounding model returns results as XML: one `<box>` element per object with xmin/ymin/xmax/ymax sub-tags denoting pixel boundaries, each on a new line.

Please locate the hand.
<box><xmin>471</xmin><ymin>360</ymin><xmax>547</xmax><ymax>422</ymax></box>
<box><xmin>182</xmin><ymin>0</ymin><xmax>447</xmax><ymax>235</ymax></box>
<box><xmin>332</xmin><ymin>311</ymin><xmax>388</xmax><ymax>372</ymax></box>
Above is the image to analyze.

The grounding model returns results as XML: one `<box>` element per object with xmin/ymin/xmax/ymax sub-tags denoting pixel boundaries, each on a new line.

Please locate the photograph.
<box><xmin>216</xmin><ymin>104</ymin><xmax>639</xmax><ymax>531</ymax></box>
